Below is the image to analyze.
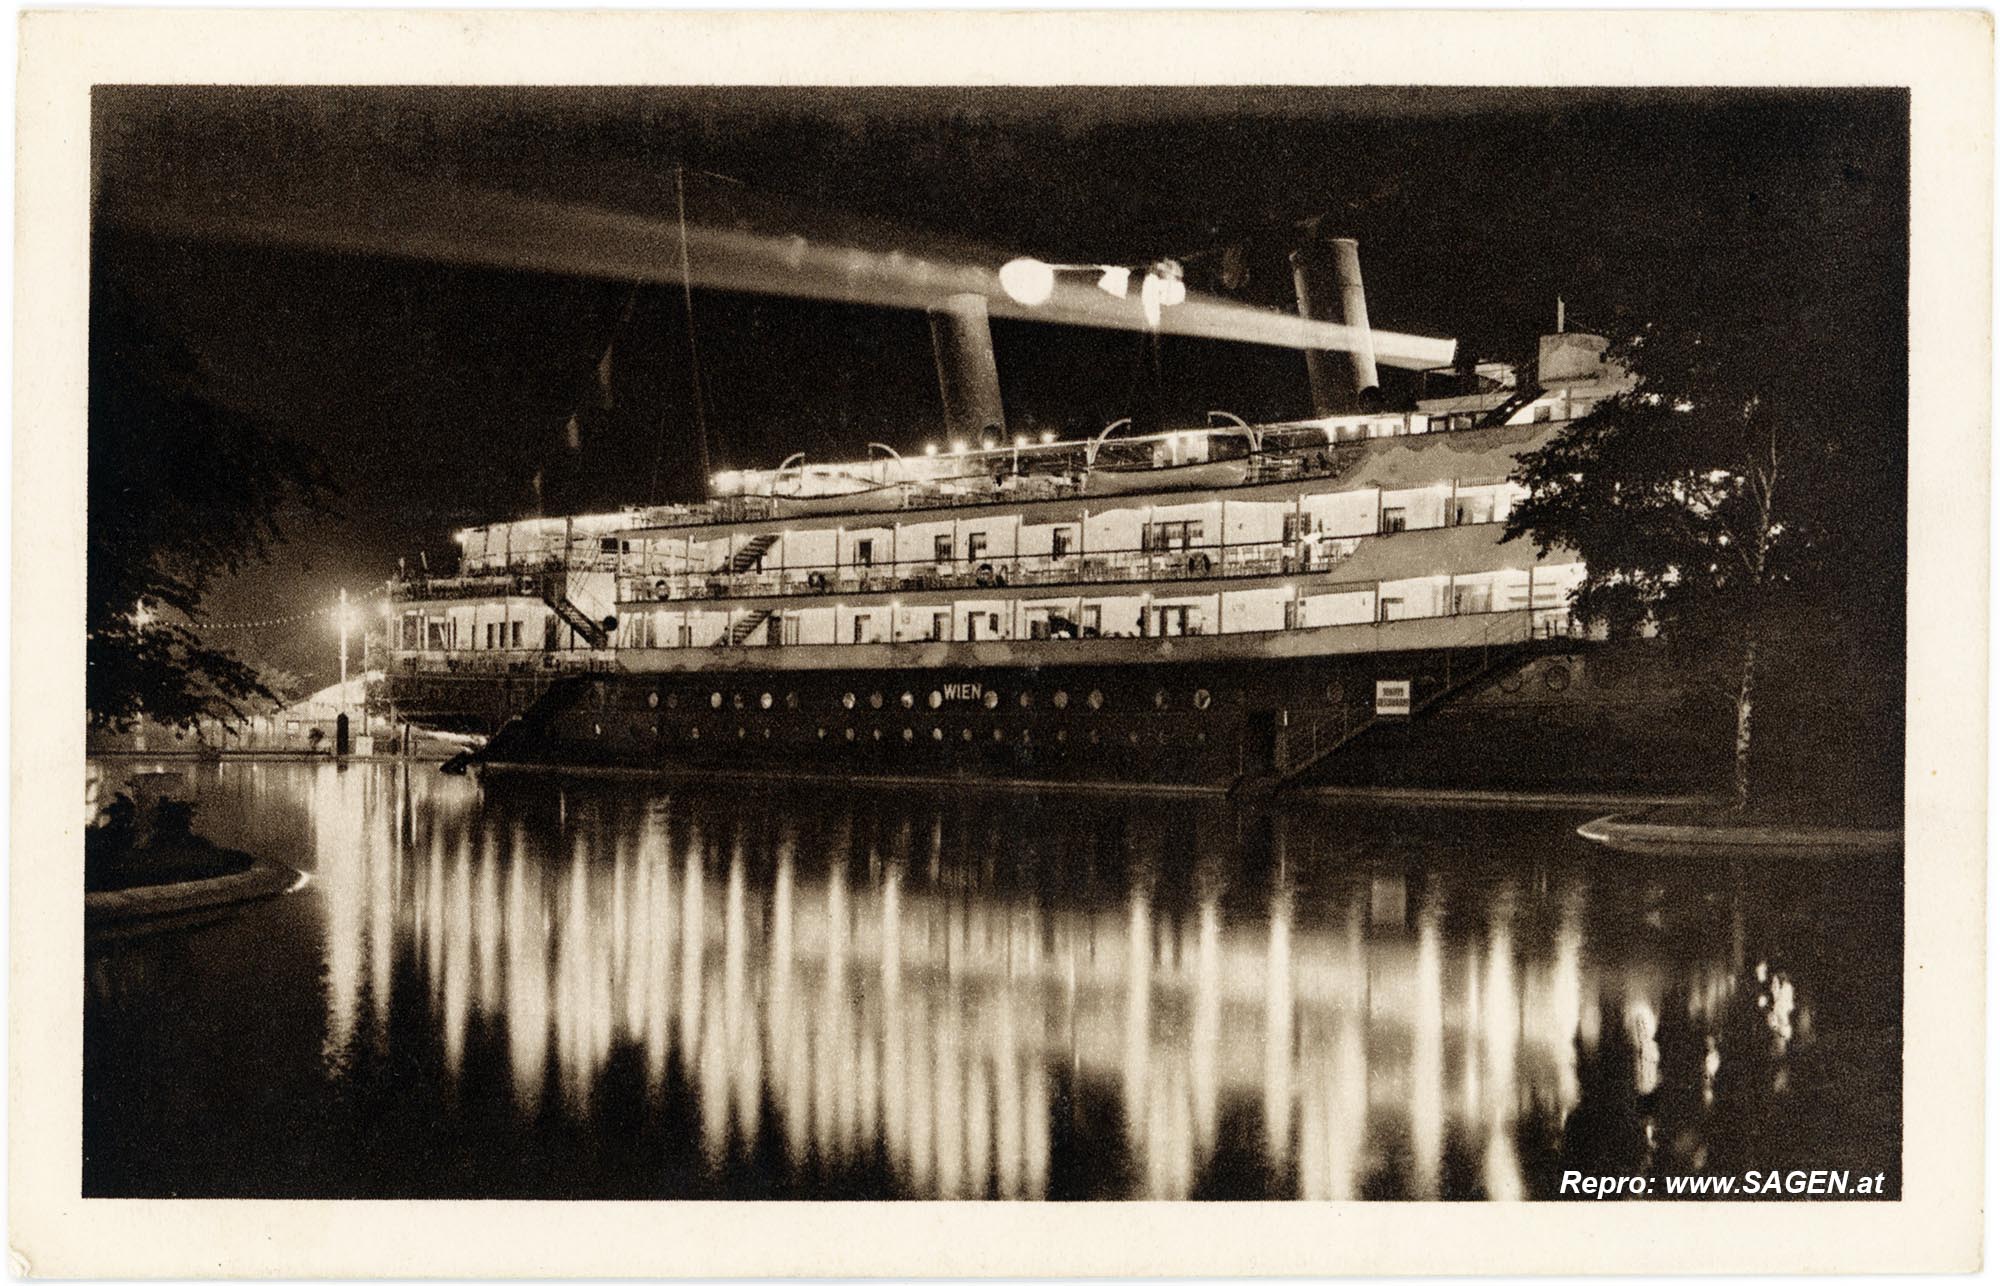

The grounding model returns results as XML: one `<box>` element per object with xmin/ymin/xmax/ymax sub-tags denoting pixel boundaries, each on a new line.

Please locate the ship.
<box><xmin>379</xmin><ymin>239</ymin><xmax>1722</xmax><ymax>793</ymax></box>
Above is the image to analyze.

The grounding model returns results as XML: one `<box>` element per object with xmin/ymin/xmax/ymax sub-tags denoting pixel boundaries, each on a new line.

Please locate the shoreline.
<box><xmin>85</xmin><ymin>857</ymin><xmax>306</xmax><ymax>933</ymax></box>
<box><xmin>1576</xmin><ymin>810</ymin><xmax>1902</xmax><ymax>858</ymax></box>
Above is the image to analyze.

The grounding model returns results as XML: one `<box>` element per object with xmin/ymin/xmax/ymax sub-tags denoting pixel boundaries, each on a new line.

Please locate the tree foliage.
<box><xmin>88</xmin><ymin>267</ymin><xmax>337</xmax><ymax>730</ymax></box>
<box><xmin>1506</xmin><ymin>325</ymin><xmax>1805</xmax><ymax>642</ymax></box>
<box><xmin>1504</xmin><ymin>313</ymin><xmax>1902</xmax><ymax>814</ymax></box>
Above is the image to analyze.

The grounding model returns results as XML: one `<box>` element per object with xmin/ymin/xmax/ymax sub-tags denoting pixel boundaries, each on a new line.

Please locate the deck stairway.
<box><xmin>719</xmin><ymin>533</ymin><xmax>779</xmax><ymax>574</ymax></box>
<box><xmin>539</xmin><ymin>572</ymin><xmax>609</xmax><ymax>649</ymax></box>
<box><xmin>468</xmin><ymin>674</ymin><xmax>589</xmax><ymax>768</ymax></box>
<box><xmin>1234</xmin><ymin>633</ymin><xmax>1544</xmax><ymax>798</ymax></box>
<box><xmin>1474</xmin><ymin>381</ymin><xmax>1543</xmax><ymax>431</ymax></box>
<box><xmin>728</xmin><ymin>608</ymin><xmax>775</xmax><ymax>646</ymax></box>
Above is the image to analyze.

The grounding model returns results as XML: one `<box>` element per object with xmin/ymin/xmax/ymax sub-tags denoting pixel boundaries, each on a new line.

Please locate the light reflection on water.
<box><xmin>83</xmin><ymin>759</ymin><xmax>1901</xmax><ymax>1200</ymax></box>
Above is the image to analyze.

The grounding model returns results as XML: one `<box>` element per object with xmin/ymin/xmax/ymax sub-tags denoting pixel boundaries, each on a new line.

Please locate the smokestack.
<box><xmin>929</xmin><ymin>292</ymin><xmax>1006</xmax><ymax>443</ymax></box>
<box><xmin>1290</xmin><ymin>235</ymin><xmax>1380</xmax><ymax>416</ymax></box>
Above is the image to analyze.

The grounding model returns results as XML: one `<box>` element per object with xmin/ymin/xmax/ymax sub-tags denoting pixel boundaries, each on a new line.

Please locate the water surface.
<box><xmin>84</xmin><ymin>759</ymin><xmax>1902</xmax><ymax>1199</ymax></box>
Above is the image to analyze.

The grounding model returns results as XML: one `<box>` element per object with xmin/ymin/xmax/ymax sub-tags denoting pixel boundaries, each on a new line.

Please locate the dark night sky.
<box><xmin>90</xmin><ymin>86</ymin><xmax>1907</xmax><ymax>686</ymax></box>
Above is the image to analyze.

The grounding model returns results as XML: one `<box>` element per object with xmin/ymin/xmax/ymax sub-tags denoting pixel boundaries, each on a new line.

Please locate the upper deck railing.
<box><xmin>445</xmin><ymin>413</ymin><xmax>1548</xmax><ymax>574</ymax></box>
<box><xmin>614</xmin><ymin>535</ymin><xmax>1365</xmax><ymax>606</ymax></box>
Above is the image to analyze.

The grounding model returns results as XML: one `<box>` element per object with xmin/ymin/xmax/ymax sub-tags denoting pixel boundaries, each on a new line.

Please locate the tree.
<box><xmin>1504</xmin><ymin>320</ymin><xmax>1892</xmax><ymax>815</ymax></box>
<box><xmin>88</xmin><ymin>260</ymin><xmax>336</xmax><ymax>730</ymax></box>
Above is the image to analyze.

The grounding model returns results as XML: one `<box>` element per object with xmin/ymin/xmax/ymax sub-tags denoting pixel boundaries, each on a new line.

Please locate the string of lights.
<box><xmin>181</xmin><ymin>607</ymin><xmax>337</xmax><ymax>632</ymax></box>
<box><xmin>169</xmin><ymin>585</ymin><xmax>391</xmax><ymax>632</ymax></box>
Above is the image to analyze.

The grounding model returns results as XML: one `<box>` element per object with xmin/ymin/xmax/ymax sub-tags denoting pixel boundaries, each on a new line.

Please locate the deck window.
<box><xmin>1051</xmin><ymin>527</ymin><xmax>1074</xmax><ymax>559</ymax></box>
<box><xmin>1381</xmin><ymin>507</ymin><xmax>1408</xmax><ymax>534</ymax></box>
<box><xmin>854</xmin><ymin>539</ymin><xmax>873</xmax><ymax>567</ymax></box>
<box><xmin>967</xmin><ymin>532</ymin><xmax>989</xmax><ymax>560</ymax></box>
<box><xmin>934</xmin><ymin>534</ymin><xmax>953</xmax><ymax>564</ymax></box>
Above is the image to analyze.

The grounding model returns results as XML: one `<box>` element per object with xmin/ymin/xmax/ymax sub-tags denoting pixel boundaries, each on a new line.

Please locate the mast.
<box><xmin>675</xmin><ymin>164</ymin><xmax>714</xmax><ymax>489</ymax></box>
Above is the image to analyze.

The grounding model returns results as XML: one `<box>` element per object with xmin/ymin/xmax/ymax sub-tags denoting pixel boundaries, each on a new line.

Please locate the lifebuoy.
<box><xmin>1188</xmin><ymin>552</ymin><xmax>1213</xmax><ymax>575</ymax></box>
<box><xmin>652</xmin><ymin>578</ymin><xmax>669</xmax><ymax>598</ymax></box>
<box><xmin>806</xmin><ymin>571</ymin><xmax>829</xmax><ymax>592</ymax></box>
<box><xmin>975</xmin><ymin>562</ymin><xmax>996</xmax><ymax>587</ymax></box>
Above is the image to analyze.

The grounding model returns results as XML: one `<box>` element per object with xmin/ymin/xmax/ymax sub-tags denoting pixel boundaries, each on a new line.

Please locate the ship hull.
<box><xmin>443</xmin><ymin>636</ymin><xmax>1719</xmax><ymax>794</ymax></box>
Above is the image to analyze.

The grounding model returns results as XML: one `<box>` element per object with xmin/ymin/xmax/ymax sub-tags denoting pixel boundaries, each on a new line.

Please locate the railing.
<box><xmin>388</xmin><ymin>650</ymin><xmax>617</xmax><ymax>676</ymax></box>
<box><xmin>1273</xmin><ymin>609</ymin><xmax>1559</xmax><ymax>784</ymax></box>
<box><xmin>386</xmin><ymin>572</ymin><xmax>544</xmax><ymax>603</ymax></box>
<box><xmin>388</xmin><ymin>602</ymin><xmax>1587</xmax><ymax>672</ymax></box>
<box><xmin>611</xmin><ymin>537</ymin><xmax>1368</xmax><ymax>606</ymax></box>
<box><xmin>435</xmin><ymin>414</ymin><xmax>1553</xmax><ymax>559</ymax></box>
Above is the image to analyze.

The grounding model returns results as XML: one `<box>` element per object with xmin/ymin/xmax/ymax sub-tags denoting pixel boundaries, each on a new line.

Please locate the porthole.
<box><xmin>872</xmin><ymin>728</ymin><xmax>883</xmax><ymax>741</ymax></box>
<box><xmin>759</xmin><ymin>692</ymin><xmax>773</xmax><ymax>710</ymax></box>
<box><xmin>869</xmin><ymin>692</ymin><xmax>884</xmax><ymax>710</ymax></box>
<box><xmin>900</xmin><ymin>692</ymin><xmax>915</xmax><ymax>710</ymax></box>
<box><xmin>842</xmin><ymin>692</ymin><xmax>857</xmax><ymax>710</ymax></box>
<box><xmin>1021</xmin><ymin>729</ymin><xmax>1033</xmax><ymax>744</ymax></box>
<box><xmin>817</xmin><ymin>726</ymin><xmax>827</xmax><ymax>739</ymax></box>
<box><xmin>844</xmin><ymin>727</ymin><xmax>856</xmax><ymax>742</ymax></box>
<box><xmin>666</xmin><ymin>692</ymin><xmax>680</xmax><ymax>709</ymax></box>
<box><xmin>1088</xmin><ymin>690</ymin><xmax>1105</xmax><ymax>710</ymax></box>
<box><xmin>1499</xmin><ymin>670</ymin><xmax>1525</xmax><ymax>694</ymax></box>
<box><xmin>1128</xmin><ymin>732</ymin><xmax>1140</xmax><ymax>745</ymax></box>
<box><xmin>1544</xmin><ymin>664</ymin><xmax>1572</xmax><ymax>693</ymax></box>
<box><xmin>651</xmin><ymin>724</ymin><xmax>660</xmax><ymax>738</ymax></box>
<box><xmin>785</xmin><ymin>692</ymin><xmax>800</xmax><ymax>710</ymax></box>
<box><xmin>1153</xmin><ymin>689</ymin><xmax>1169</xmax><ymax>710</ymax></box>
<box><xmin>710</xmin><ymin>692</ymin><xmax>723</xmax><ymax>709</ymax></box>
<box><xmin>733</xmin><ymin>692</ymin><xmax>746</xmax><ymax>710</ymax></box>
<box><xmin>761</xmin><ymin>728</ymin><xmax>771</xmax><ymax>739</ymax></box>
<box><xmin>737</xmin><ymin>727</ymin><xmax>746</xmax><ymax>739</ymax></box>
<box><xmin>962</xmin><ymin>728</ymin><xmax>974</xmax><ymax>742</ymax></box>
<box><xmin>1018</xmin><ymin>691</ymin><xmax>1033</xmax><ymax>709</ymax></box>
<box><xmin>983</xmin><ymin>690</ymin><xmax>999</xmax><ymax>710</ymax></box>
<box><xmin>932</xmin><ymin>727</ymin><xmax>945</xmax><ymax>741</ymax></box>
<box><xmin>647</xmin><ymin>691</ymin><xmax>661</xmax><ymax>709</ymax></box>
<box><xmin>1056</xmin><ymin>729</ymin><xmax>1067</xmax><ymax>743</ymax></box>
<box><xmin>993</xmin><ymin>727</ymin><xmax>1005</xmax><ymax>741</ymax></box>
<box><xmin>928</xmin><ymin>691</ymin><xmax>944</xmax><ymax>710</ymax></box>
<box><xmin>1089</xmin><ymin>729</ymin><xmax>1100</xmax><ymax>744</ymax></box>
<box><xmin>592</xmin><ymin>723</ymin><xmax>603</xmax><ymax>737</ymax></box>
<box><xmin>1324</xmin><ymin>681</ymin><xmax>1345</xmax><ymax>705</ymax></box>
<box><xmin>690</xmin><ymin>727</ymin><xmax>701</xmax><ymax>740</ymax></box>
<box><xmin>1197</xmin><ymin>731</ymin><xmax>1207</xmax><ymax>744</ymax></box>
<box><xmin>903</xmin><ymin>727</ymin><xmax>915</xmax><ymax>742</ymax></box>
<box><xmin>1053</xmin><ymin>690</ymin><xmax>1070</xmax><ymax>709</ymax></box>
<box><xmin>1192</xmin><ymin>689</ymin><xmax>1212</xmax><ymax>711</ymax></box>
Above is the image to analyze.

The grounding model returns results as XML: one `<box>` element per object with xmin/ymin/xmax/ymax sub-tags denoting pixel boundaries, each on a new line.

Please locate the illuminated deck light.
<box><xmin>997</xmin><ymin>257</ymin><xmax>1057</xmax><ymax>307</ymax></box>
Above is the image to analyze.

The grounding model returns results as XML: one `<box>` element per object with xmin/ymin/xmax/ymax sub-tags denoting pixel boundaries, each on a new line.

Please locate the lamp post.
<box><xmin>337</xmin><ymin>588</ymin><xmax>351</xmax><ymax>716</ymax></box>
